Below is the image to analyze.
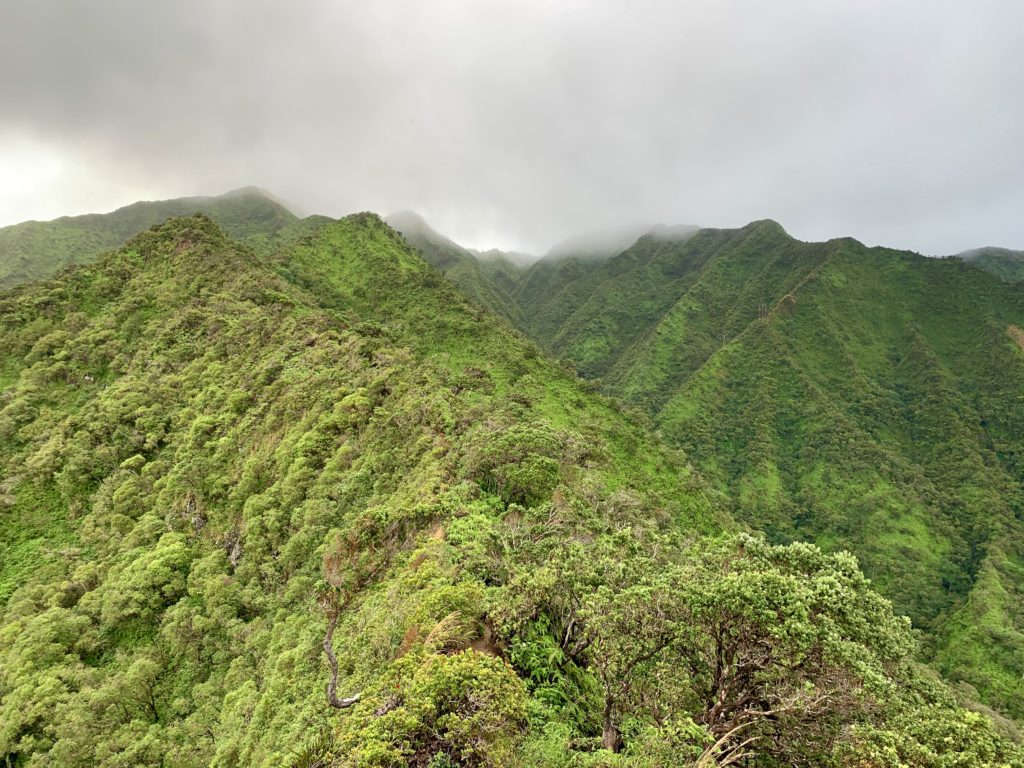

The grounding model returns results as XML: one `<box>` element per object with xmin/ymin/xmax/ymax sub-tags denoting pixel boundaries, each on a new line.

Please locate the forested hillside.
<box><xmin>0</xmin><ymin>188</ymin><xmax>296</xmax><ymax>289</ymax></box>
<box><xmin>411</xmin><ymin>217</ymin><xmax>1024</xmax><ymax>724</ymax></box>
<box><xmin>1</xmin><ymin>212</ymin><xmax>1016</xmax><ymax>766</ymax></box>
<box><xmin>386</xmin><ymin>211</ymin><xmax>527</xmax><ymax>327</ymax></box>
<box><xmin>959</xmin><ymin>247</ymin><xmax>1024</xmax><ymax>283</ymax></box>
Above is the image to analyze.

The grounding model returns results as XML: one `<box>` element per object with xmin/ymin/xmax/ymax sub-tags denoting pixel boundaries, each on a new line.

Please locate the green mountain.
<box><xmin>543</xmin><ymin>222</ymin><xmax>672</xmax><ymax>261</ymax></box>
<box><xmin>959</xmin><ymin>247</ymin><xmax>1024</xmax><ymax>283</ymax></box>
<box><xmin>0</xmin><ymin>187</ymin><xmax>296</xmax><ymax>288</ymax></box>
<box><xmin>386</xmin><ymin>211</ymin><xmax>526</xmax><ymax>326</ymax></box>
<box><xmin>1</xmin><ymin>211</ymin><xmax>1014</xmax><ymax>766</ymax></box>
<box><xmin>423</xmin><ymin>218</ymin><xmax>1024</xmax><ymax>722</ymax></box>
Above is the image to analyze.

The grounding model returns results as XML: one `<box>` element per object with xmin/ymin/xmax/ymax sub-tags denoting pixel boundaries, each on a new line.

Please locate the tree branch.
<box><xmin>323</xmin><ymin>608</ymin><xmax>361</xmax><ymax>709</ymax></box>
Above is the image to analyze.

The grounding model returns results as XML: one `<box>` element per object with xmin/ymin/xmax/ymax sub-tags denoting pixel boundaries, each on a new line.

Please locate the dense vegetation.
<box><xmin>385</xmin><ymin>211</ymin><xmax>528</xmax><ymax>328</ymax></box>
<box><xmin>1</xmin><ymin>210</ymin><xmax>1018</xmax><ymax>765</ymax></box>
<box><xmin>0</xmin><ymin>188</ymin><xmax>296</xmax><ymax>289</ymax></box>
<box><xmin>958</xmin><ymin>247</ymin><xmax>1024</xmax><ymax>283</ymax></box>
<box><xmin>416</xmin><ymin>219</ymin><xmax>1024</xmax><ymax>725</ymax></box>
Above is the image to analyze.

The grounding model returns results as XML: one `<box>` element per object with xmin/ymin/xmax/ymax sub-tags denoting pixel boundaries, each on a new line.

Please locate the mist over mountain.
<box><xmin>958</xmin><ymin>246</ymin><xmax>1024</xmax><ymax>283</ymax></box>
<box><xmin>5</xmin><ymin>3</ymin><xmax>1024</xmax><ymax>256</ymax></box>
<box><xmin>470</xmin><ymin>248</ymin><xmax>536</xmax><ymax>267</ymax></box>
<box><xmin>542</xmin><ymin>222</ymin><xmax>670</xmax><ymax>262</ymax></box>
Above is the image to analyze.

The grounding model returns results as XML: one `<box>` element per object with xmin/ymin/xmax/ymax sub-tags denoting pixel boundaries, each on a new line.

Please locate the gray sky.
<box><xmin>2</xmin><ymin>0</ymin><xmax>1023</xmax><ymax>255</ymax></box>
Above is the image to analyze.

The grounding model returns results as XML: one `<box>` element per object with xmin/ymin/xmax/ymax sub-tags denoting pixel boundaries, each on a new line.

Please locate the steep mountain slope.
<box><xmin>386</xmin><ymin>211</ymin><xmax>525</xmax><ymax>326</ymax></box>
<box><xmin>522</xmin><ymin>223</ymin><xmax>782</xmax><ymax>386</ymax></box>
<box><xmin>508</xmin><ymin>252</ymin><xmax>605</xmax><ymax>339</ymax></box>
<box><xmin>386</xmin><ymin>212</ymin><xmax>702</xmax><ymax>349</ymax></box>
<box><xmin>543</xmin><ymin>222</ymin><xmax>663</xmax><ymax>261</ymax></box>
<box><xmin>650</xmin><ymin>239</ymin><xmax>1024</xmax><ymax>716</ymax></box>
<box><xmin>509</xmin><ymin>225</ymin><xmax>700</xmax><ymax>350</ymax></box>
<box><xmin>0</xmin><ymin>213</ymin><xmax>701</xmax><ymax>766</ymax></box>
<box><xmin>0</xmin><ymin>187</ymin><xmax>296</xmax><ymax>288</ymax></box>
<box><xmin>1</xmin><ymin>213</ymin><xmax>1013</xmax><ymax>766</ymax></box>
<box><xmin>430</xmin><ymin>220</ymin><xmax>1024</xmax><ymax>721</ymax></box>
<box><xmin>959</xmin><ymin>246</ymin><xmax>1024</xmax><ymax>283</ymax></box>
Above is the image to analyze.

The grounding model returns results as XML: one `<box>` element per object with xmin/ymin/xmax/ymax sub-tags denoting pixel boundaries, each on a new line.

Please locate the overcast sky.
<box><xmin>1</xmin><ymin>0</ymin><xmax>1022</xmax><ymax>255</ymax></box>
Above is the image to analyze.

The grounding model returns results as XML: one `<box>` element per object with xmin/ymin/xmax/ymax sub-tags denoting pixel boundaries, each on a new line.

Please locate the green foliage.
<box><xmin>334</xmin><ymin>650</ymin><xmax>528</xmax><ymax>767</ymax></box>
<box><xmin>959</xmin><ymin>247</ymin><xmax>1024</xmax><ymax>283</ymax></box>
<box><xmin>489</xmin><ymin>530</ymin><xmax>923</xmax><ymax>763</ymax></box>
<box><xmin>0</xmin><ymin>210</ymin><xmax>1018</xmax><ymax>766</ymax></box>
<box><xmin>462</xmin><ymin>422</ymin><xmax>564</xmax><ymax>506</ymax></box>
<box><xmin>387</xmin><ymin>211</ymin><xmax>526</xmax><ymax>328</ymax></box>
<box><xmin>0</xmin><ymin>213</ymin><xmax>710</xmax><ymax>766</ymax></box>
<box><xmin>0</xmin><ymin>482</ymin><xmax>74</xmax><ymax>605</ymax></box>
<box><xmin>930</xmin><ymin>545</ymin><xmax>1024</xmax><ymax>718</ymax></box>
<box><xmin>838</xmin><ymin>676</ymin><xmax>1024</xmax><ymax>767</ymax></box>
<box><xmin>0</xmin><ymin>187</ymin><xmax>296</xmax><ymax>288</ymax></box>
<box><xmin>448</xmin><ymin>219</ymin><xmax>1024</xmax><ymax>723</ymax></box>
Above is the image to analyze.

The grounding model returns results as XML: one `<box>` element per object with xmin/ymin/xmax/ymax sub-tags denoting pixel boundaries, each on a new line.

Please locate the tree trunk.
<box><xmin>323</xmin><ymin>609</ymin><xmax>360</xmax><ymax>709</ymax></box>
<box><xmin>602</xmin><ymin>697</ymin><xmax>622</xmax><ymax>752</ymax></box>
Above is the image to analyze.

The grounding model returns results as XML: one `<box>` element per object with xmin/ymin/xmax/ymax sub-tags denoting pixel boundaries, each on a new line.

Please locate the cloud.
<box><xmin>1</xmin><ymin>0</ymin><xmax>1022</xmax><ymax>254</ymax></box>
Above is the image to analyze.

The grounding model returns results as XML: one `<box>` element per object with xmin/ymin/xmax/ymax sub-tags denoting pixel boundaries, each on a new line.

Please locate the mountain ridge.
<box><xmin>398</xmin><ymin>213</ymin><xmax>1024</xmax><ymax>722</ymax></box>
<box><xmin>958</xmin><ymin>246</ymin><xmax>1024</xmax><ymax>283</ymax></box>
<box><xmin>1</xmin><ymin>209</ymin><xmax>1020</xmax><ymax>764</ymax></box>
<box><xmin>3</xmin><ymin>193</ymin><xmax>1024</xmax><ymax>761</ymax></box>
<box><xmin>0</xmin><ymin>187</ymin><xmax>297</xmax><ymax>289</ymax></box>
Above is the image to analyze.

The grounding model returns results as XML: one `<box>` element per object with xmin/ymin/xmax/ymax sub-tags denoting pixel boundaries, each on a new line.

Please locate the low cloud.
<box><xmin>1</xmin><ymin>0</ymin><xmax>1022</xmax><ymax>254</ymax></box>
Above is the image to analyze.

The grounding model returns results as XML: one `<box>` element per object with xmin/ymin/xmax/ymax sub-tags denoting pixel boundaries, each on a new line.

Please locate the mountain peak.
<box><xmin>744</xmin><ymin>218</ymin><xmax>788</xmax><ymax>237</ymax></box>
<box><xmin>0</xmin><ymin>188</ymin><xmax>299</xmax><ymax>288</ymax></box>
<box><xmin>221</xmin><ymin>185</ymin><xmax>278</xmax><ymax>200</ymax></box>
<box><xmin>957</xmin><ymin>245</ymin><xmax>1024</xmax><ymax>283</ymax></box>
<box><xmin>648</xmin><ymin>223</ymin><xmax>700</xmax><ymax>242</ymax></box>
<box><xmin>124</xmin><ymin>213</ymin><xmax>256</xmax><ymax>281</ymax></box>
<box><xmin>386</xmin><ymin>209</ymin><xmax>430</xmax><ymax>230</ymax></box>
<box><xmin>544</xmin><ymin>221</ymin><xmax>657</xmax><ymax>261</ymax></box>
<box><xmin>385</xmin><ymin>210</ymin><xmax>472</xmax><ymax>257</ymax></box>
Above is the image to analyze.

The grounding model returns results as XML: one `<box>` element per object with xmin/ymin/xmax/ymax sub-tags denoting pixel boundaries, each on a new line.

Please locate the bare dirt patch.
<box><xmin>1008</xmin><ymin>325</ymin><xmax>1024</xmax><ymax>351</ymax></box>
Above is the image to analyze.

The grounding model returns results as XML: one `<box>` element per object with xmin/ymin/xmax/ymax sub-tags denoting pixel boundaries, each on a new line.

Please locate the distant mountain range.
<box><xmin>0</xmin><ymin>187</ymin><xmax>298</xmax><ymax>289</ymax></box>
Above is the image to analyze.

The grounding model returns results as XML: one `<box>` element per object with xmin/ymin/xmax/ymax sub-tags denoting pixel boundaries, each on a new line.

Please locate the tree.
<box><xmin>508</xmin><ymin>533</ymin><xmax>917</xmax><ymax>763</ymax></box>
